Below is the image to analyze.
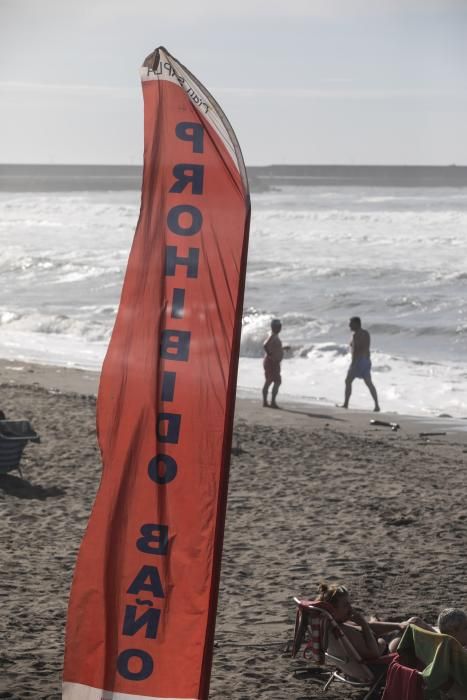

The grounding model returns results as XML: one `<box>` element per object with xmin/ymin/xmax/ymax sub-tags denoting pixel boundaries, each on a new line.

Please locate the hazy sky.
<box><xmin>1</xmin><ymin>0</ymin><xmax>466</xmax><ymax>166</ymax></box>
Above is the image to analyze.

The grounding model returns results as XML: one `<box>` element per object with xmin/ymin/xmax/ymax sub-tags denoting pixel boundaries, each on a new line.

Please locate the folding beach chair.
<box><xmin>291</xmin><ymin>597</ymin><xmax>390</xmax><ymax>699</ymax></box>
<box><xmin>0</xmin><ymin>420</ymin><xmax>40</xmax><ymax>478</ymax></box>
<box><xmin>390</xmin><ymin>625</ymin><xmax>467</xmax><ymax>700</ymax></box>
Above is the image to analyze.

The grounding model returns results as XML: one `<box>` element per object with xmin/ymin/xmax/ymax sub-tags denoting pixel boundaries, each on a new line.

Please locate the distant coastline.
<box><xmin>1</xmin><ymin>163</ymin><xmax>467</xmax><ymax>192</ymax></box>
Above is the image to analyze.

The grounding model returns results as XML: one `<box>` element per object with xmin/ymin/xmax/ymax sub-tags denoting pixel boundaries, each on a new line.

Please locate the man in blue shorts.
<box><xmin>342</xmin><ymin>316</ymin><xmax>380</xmax><ymax>412</ymax></box>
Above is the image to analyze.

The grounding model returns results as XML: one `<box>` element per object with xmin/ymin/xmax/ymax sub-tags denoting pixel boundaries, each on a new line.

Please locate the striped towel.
<box><xmin>295</xmin><ymin>599</ymin><xmax>342</xmax><ymax>665</ymax></box>
<box><xmin>304</xmin><ymin>612</ymin><xmax>326</xmax><ymax>664</ymax></box>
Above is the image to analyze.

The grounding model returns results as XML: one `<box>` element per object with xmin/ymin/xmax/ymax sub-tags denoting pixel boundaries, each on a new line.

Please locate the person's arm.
<box><xmin>369</xmin><ymin>616</ymin><xmax>434</xmax><ymax>635</ymax></box>
<box><xmin>350</xmin><ymin>336</ymin><xmax>356</xmax><ymax>365</ymax></box>
<box><xmin>263</xmin><ymin>336</ymin><xmax>272</xmax><ymax>355</ymax></box>
<box><xmin>369</xmin><ymin>621</ymin><xmax>404</xmax><ymax>635</ymax></box>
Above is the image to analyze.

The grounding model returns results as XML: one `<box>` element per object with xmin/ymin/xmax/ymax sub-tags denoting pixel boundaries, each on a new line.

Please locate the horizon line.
<box><xmin>1</xmin><ymin>162</ymin><xmax>467</xmax><ymax>169</ymax></box>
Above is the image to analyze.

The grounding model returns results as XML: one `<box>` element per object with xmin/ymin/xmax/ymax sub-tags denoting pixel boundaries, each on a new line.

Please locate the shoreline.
<box><xmin>2</xmin><ymin>357</ymin><xmax>467</xmax><ymax>444</ymax></box>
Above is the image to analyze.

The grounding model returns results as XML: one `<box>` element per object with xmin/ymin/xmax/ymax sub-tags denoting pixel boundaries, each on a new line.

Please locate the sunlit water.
<box><xmin>1</xmin><ymin>185</ymin><xmax>467</xmax><ymax>417</ymax></box>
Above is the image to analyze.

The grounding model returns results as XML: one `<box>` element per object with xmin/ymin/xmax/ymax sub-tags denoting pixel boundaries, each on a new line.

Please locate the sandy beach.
<box><xmin>1</xmin><ymin>360</ymin><xmax>467</xmax><ymax>699</ymax></box>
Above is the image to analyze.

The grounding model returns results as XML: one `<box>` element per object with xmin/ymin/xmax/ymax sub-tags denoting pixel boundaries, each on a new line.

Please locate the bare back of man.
<box><xmin>353</xmin><ymin>328</ymin><xmax>370</xmax><ymax>359</ymax></box>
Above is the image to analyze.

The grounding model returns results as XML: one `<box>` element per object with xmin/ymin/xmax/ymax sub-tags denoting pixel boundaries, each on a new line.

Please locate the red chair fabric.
<box><xmin>381</xmin><ymin>655</ymin><xmax>424</xmax><ymax>700</ymax></box>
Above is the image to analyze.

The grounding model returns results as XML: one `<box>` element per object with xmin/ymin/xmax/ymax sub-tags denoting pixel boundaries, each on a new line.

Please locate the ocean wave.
<box><xmin>368</xmin><ymin>322</ymin><xmax>466</xmax><ymax>339</ymax></box>
<box><xmin>304</xmin><ymin>342</ymin><xmax>349</xmax><ymax>357</ymax></box>
<box><xmin>51</xmin><ymin>265</ymin><xmax>117</xmax><ymax>284</ymax></box>
<box><xmin>435</xmin><ymin>270</ymin><xmax>467</xmax><ymax>282</ymax></box>
<box><xmin>252</xmin><ymin>208</ymin><xmax>467</xmax><ymax>227</ymax></box>
<box><xmin>385</xmin><ymin>296</ymin><xmax>424</xmax><ymax>309</ymax></box>
<box><xmin>369</xmin><ymin>323</ymin><xmax>409</xmax><ymax>335</ymax></box>
<box><xmin>0</xmin><ymin>309</ymin><xmax>111</xmax><ymax>342</ymax></box>
<box><xmin>241</xmin><ymin>309</ymin><xmax>330</xmax><ymax>358</ymax></box>
<box><xmin>248</xmin><ymin>262</ymin><xmax>355</xmax><ymax>280</ymax></box>
<box><xmin>78</xmin><ymin>304</ymin><xmax>119</xmax><ymax>318</ymax></box>
<box><xmin>0</xmin><ymin>218</ymin><xmax>64</xmax><ymax>228</ymax></box>
<box><xmin>0</xmin><ymin>310</ymin><xmax>20</xmax><ymax>325</ymax></box>
<box><xmin>0</xmin><ymin>249</ymin><xmax>124</xmax><ymax>283</ymax></box>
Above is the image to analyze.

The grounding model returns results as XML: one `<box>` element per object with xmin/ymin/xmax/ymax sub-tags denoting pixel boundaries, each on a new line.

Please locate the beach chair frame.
<box><xmin>0</xmin><ymin>420</ymin><xmax>40</xmax><ymax>478</ymax></box>
<box><xmin>292</xmin><ymin>597</ymin><xmax>387</xmax><ymax>700</ymax></box>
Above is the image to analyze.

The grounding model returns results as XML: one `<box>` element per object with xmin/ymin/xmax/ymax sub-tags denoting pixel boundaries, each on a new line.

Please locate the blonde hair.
<box><xmin>317</xmin><ymin>582</ymin><xmax>348</xmax><ymax>606</ymax></box>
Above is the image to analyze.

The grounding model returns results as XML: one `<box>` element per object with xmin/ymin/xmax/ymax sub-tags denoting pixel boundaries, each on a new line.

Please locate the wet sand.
<box><xmin>1</xmin><ymin>360</ymin><xmax>466</xmax><ymax>699</ymax></box>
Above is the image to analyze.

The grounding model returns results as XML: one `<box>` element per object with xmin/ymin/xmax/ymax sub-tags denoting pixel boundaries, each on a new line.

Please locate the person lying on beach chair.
<box><xmin>292</xmin><ymin>590</ymin><xmax>394</xmax><ymax>698</ymax></box>
<box><xmin>315</xmin><ymin>582</ymin><xmax>431</xmax><ymax>658</ymax></box>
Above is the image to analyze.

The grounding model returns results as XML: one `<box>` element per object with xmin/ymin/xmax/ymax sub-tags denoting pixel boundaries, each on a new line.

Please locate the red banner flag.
<box><xmin>63</xmin><ymin>47</ymin><xmax>250</xmax><ymax>700</ymax></box>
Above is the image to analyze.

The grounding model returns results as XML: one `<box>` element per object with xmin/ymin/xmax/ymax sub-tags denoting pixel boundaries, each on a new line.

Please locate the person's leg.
<box><xmin>369</xmin><ymin>620</ymin><xmax>405</xmax><ymax>650</ymax></box>
<box><xmin>341</xmin><ymin>623</ymin><xmax>386</xmax><ymax>658</ymax></box>
<box><xmin>262</xmin><ymin>381</ymin><xmax>272</xmax><ymax>407</ymax></box>
<box><xmin>271</xmin><ymin>379</ymin><xmax>281</xmax><ymax>408</ymax></box>
<box><xmin>363</xmin><ymin>374</ymin><xmax>380</xmax><ymax>411</ymax></box>
<box><xmin>343</xmin><ymin>375</ymin><xmax>353</xmax><ymax>408</ymax></box>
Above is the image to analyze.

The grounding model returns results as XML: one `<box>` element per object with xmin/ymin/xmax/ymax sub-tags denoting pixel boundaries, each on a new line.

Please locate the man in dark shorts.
<box><xmin>342</xmin><ymin>316</ymin><xmax>380</xmax><ymax>412</ymax></box>
<box><xmin>262</xmin><ymin>318</ymin><xmax>283</xmax><ymax>409</ymax></box>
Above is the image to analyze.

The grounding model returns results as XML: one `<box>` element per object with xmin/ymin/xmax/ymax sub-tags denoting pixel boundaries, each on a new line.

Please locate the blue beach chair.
<box><xmin>0</xmin><ymin>420</ymin><xmax>40</xmax><ymax>478</ymax></box>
